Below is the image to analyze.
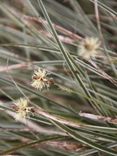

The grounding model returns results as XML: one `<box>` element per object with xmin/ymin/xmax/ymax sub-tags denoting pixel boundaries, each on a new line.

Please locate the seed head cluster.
<box><xmin>78</xmin><ymin>37</ymin><xmax>101</xmax><ymax>60</ymax></box>
<box><xmin>31</xmin><ymin>68</ymin><xmax>51</xmax><ymax>90</ymax></box>
<box><xmin>15</xmin><ymin>98</ymin><xmax>32</xmax><ymax>120</ymax></box>
<box><xmin>14</xmin><ymin>67</ymin><xmax>53</xmax><ymax>121</ymax></box>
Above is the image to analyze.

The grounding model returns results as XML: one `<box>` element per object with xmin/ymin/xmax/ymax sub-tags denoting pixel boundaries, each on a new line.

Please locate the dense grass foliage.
<box><xmin>0</xmin><ymin>0</ymin><xmax>117</xmax><ymax>155</ymax></box>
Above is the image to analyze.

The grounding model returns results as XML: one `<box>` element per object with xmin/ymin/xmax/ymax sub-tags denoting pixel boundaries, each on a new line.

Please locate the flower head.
<box><xmin>31</xmin><ymin>68</ymin><xmax>51</xmax><ymax>90</ymax></box>
<box><xmin>78</xmin><ymin>37</ymin><xmax>101</xmax><ymax>60</ymax></box>
<box><xmin>15</xmin><ymin>98</ymin><xmax>32</xmax><ymax>120</ymax></box>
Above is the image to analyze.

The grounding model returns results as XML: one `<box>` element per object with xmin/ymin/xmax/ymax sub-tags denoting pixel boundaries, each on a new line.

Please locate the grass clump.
<box><xmin>0</xmin><ymin>0</ymin><xmax>117</xmax><ymax>155</ymax></box>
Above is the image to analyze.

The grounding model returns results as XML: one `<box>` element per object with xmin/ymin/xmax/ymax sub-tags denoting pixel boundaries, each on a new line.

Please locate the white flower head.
<box><xmin>15</xmin><ymin>98</ymin><xmax>32</xmax><ymax>120</ymax></box>
<box><xmin>78</xmin><ymin>37</ymin><xmax>101</xmax><ymax>60</ymax></box>
<box><xmin>31</xmin><ymin>68</ymin><xmax>50</xmax><ymax>90</ymax></box>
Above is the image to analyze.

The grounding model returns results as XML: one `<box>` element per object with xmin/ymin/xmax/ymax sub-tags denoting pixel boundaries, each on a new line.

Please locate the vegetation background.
<box><xmin>0</xmin><ymin>0</ymin><xmax>117</xmax><ymax>155</ymax></box>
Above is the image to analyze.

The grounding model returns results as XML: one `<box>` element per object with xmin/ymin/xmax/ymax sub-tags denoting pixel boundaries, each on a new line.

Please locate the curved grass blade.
<box><xmin>51</xmin><ymin>120</ymin><xmax>117</xmax><ymax>156</ymax></box>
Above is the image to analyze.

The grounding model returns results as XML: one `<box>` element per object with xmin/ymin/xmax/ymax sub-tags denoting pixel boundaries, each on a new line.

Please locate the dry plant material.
<box><xmin>14</xmin><ymin>98</ymin><xmax>32</xmax><ymax>120</ymax></box>
<box><xmin>78</xmin><ymin>37</ymin><xmax>101</xmax><ymax>60</ymax></box>
<box><xmin>31</xmin><ymin>68</ymin><xmax>53</xmax><ymax>90</ymax></box>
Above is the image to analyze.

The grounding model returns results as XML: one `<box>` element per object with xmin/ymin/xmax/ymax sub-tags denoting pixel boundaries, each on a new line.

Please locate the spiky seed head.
<box><xmin>15</xmin><ymin>98</ymin><xmax>32</xmax><ymax>120</ymax></box>
<box><xmin>78</xmin><ymin>37</ymin><xmax>101</xmax><ymax>60</ymax></box>
<box><xmin>31</xmin><ymin>68</ymin><xmax>50</xmax><ymax>90</ymax></box>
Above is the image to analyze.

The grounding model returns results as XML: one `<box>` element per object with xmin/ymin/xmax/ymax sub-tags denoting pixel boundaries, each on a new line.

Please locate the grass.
<box><xmin>0</xmin><ymin>0</ymin><xmax>117</xmax><ymax>155</ymax></box>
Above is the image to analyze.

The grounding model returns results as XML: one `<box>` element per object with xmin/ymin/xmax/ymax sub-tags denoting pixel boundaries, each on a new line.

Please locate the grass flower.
<box><xmin>31</xmin><ymin>68</ymin><xmax>52</xmax><ymax>90</ymax></box>
<box><xmin>15</xmin><ymin>98</ymin><xmax>32</xmax><ymax>120</ymax></box>
<box><xmin>78</xmin><ymin>37</ymin><xmax>101</xmax><ymax>60</ymax></box>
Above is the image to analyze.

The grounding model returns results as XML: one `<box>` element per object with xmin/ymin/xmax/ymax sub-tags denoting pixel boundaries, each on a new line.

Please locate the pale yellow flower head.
<box><xmin>78</xmin><ymin>37</ymin><xmax>101</xmax><ymax>60</ymax></box>
<box><xmin>31</xmin><ymin>68</ymin><xmax>50</xmax><ymax>90</ymax></box>
<box><xmin>15</xmin><ymin>98</ymin><xmax>32</xmax><ymax>120</ymax></box>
